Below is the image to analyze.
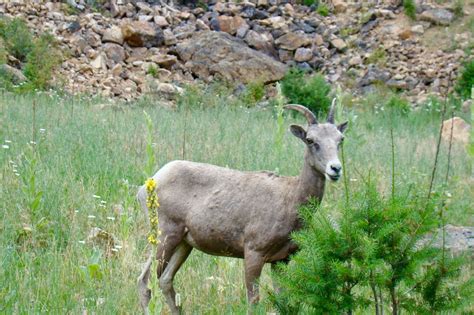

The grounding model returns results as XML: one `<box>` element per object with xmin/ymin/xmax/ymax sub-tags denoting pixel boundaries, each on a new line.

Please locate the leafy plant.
<box><xmin>316</xmin><ymin>3</ymin><xmax>330</xmax><ymax>16</ymax></box>
<box><xmin>455</xmin><ymin>59</ymin><xmax>474</xmax><ymax>99</ymax></box>
<box><xmin>386</xmin><ymin>95</ymin><xmax>411</xmax><ymax>114</ymax></box>
<box><xmin>403</xmin><ymin>0</ymin><xmax>417</xmax><ymax>20</ymax></box>
<box><xmin>23</xmin><ymin>33</ymin><xmax>61</xmax><ymax>91</ymax></box>
<box><xmin>453</xmin><ymin>0</ymin><xmax>464</xmax><ymax>18</ymax></box>
<box><xmin>280</xmin><ymin>68</ymin><xmax>331</xmax><ymax>116</ymax></box>
<box><xmin>365</xmin><ymin>47</ymin><xmax>387</xmax><ymax>66</ymax></box>
<box><xmin>240</xmin><ymin>81</ymin><xmax>265</xmax><ymax>106</ymax></box>
<box><xmin>0</xmin><ymin>17</ymin><xmax>33</xmax><ymax>61</ymax></box>
<box><xmin>147</xmin><ymin>64</ymin><xmax>158</xmax><ymax>78</ymax></box>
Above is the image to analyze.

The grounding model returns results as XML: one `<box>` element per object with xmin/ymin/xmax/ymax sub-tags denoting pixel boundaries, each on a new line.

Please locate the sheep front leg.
<box><xmin>244</xmin><ymin>249</ymin><xmax>265</xmax><ymax>305</ymax></box>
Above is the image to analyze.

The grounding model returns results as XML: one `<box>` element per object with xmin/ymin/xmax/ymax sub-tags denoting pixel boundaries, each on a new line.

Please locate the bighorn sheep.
<box><xmin>137</xmin><ymin>104</ymin><xmax>348</xmax><ymax>314</ymax></box>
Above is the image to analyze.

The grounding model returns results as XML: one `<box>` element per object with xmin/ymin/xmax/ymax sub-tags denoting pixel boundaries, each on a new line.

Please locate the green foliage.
<box><xmin>455</xmin><ymin>59</ymin><xmax>474</xmax><ymax>99</ymax></box>
<box><xmin>0</xmin><ymin>18</ymin><xmax>61</xmax><ymax>92</ymax></box>
<box><xmin>453</xmin><ymin>0</ymin><xmax>464</xmax><ymax>18</ymax></box>
<box><xmin>403</xmin><ymin>0</ymin><xmax>417</xmax><ymax>20</ymax></box>
<box><xmin>23</xmin><ymin>33</ymin><xmax>61</xmax><ymax>91</ymax></box>
<box><xmin>365</xmin><ymin>47</ymin><xmax>387</xmax><ymax>66</ymax></box>
<box><xmin>316</xmin><ymin>3</ymin><xmax>330</xmax><ymax>16</ymax></box>
<box><xmin>147</xmin><ymin>64</ymin><xmax>158</xmax><ymax>78</ymax></box>
<box><xmin>386</xmin><ymin>95</ymin><xmax>411</xmax><ymax>114</ymax></box>
<box><xmin>281</xmin><ymin>68</ymin><xmax>331</xmax><ymax>116</ymax></box>
<box><xmin>302</xmin><ymin>0</ymin><xmax>318</xmax><ymax>7</ymax></box>
<box><xmin>272</xmin><ymin>181</ymin><xmax>473</xmax><ymax>314</ymax></box>
<box><xmin>0</xmin><ymin>39</ymin><xmax>6</xmax><ymax>64</ymax></box>
<box><xmin>0</xmin><ymin>17</ymin><xmax>33</xmax><ymax>61</ymax></box>
<box><xmin>240</xmin><ymin>81</ymin><xmax>265</xmax><ymax>106</ymax></box>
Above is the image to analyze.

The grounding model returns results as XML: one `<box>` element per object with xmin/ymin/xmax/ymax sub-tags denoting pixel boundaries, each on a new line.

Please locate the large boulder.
<box><xmin>0</xmin><ymin>64</ymin><xmax>27</xmax><ymax>84</ymax></box>
<box><xmin>441</xmin><ymin>117</ymin><xmax>471</xmax><ymax>146</ymax></box>
<box><xmin>121</xmin><ymin>21</ymin><xmax>164</xmax><ymax>47</ymax></box>
<box><xmin>176</xmin><ymin>31</ymin><xmax>287</xmax><ymax>84</ymax></box>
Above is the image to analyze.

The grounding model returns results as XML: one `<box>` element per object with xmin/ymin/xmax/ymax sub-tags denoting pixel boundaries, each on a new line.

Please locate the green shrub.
<box><xmin>0</xmin><ymin>17</ymin><xmax>33</xmax><ymax>61</ymax></box>
<box><xmin>365</xmin><ymin>47</ymin><xmax>386</xmax><ymax>66</ymax></box>
<box><xmin>453</xmin><ymin>0</ymin><xmax>464</xmax><ymax>18</ymax></box>
<box><xmin>23</xmin><ymin>33</ymin><xmax>61</xmax><ymax>91</ymax></box>
<box><xmin>403</xmin><ymin>0</ymin><xmax>417</xmax><ymax>20</ymax></box>
<box><xmin>272</xmin><ymin>181</ymin><xmax>473</xmax><ymax>315</ymax></box>
<box><xmin>455</xmin><ymin>59</ymin><xmax>474</xmax><ymax>99</ymax></box>
<box><xmin>281</xmin><ymin>68</ymin><xmax>331</xmax><ymax>116</ymax></box>
<box><xmin>386</xmin><ymin>95</ymin><xmax>411</xmax><ymax>114</ymax></box>
<box><xmin>316</xmin><ymin>3</ymin><xmax>329</xmax><ymax>16</ymax></box>
<box><xmin>0</xmin><ymin>38</ymin><xmax>6</xmax><ymax>64</ymax></box>
<box><xmin>240</xmin><ymin>81</ymin><xmax>265</xmax><ymax>106</ymax></box>
<box><xmin>303</xmin><ymin>0</ymin><xmax>318</xmax><ymax>7</ymax></box>
<box><xmin>146</xmin><ymin>64</ymin><xmax>158</xmax><ymax>78</ymax></box>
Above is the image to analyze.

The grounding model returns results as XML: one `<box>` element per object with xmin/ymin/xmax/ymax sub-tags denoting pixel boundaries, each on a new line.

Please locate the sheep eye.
<box><xmin>306</xmin><ymin>138</ymin><xmax>314</xmax><ymax>145</ymax></box>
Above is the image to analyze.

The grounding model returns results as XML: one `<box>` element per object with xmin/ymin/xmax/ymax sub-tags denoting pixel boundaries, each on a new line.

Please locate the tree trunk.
<box><xmin>390</xmin><ymin>286</ymin><xmax>398</xmax><ymax>315</ymax></box>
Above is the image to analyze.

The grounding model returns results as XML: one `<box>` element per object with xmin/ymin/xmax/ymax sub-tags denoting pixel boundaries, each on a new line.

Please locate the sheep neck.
<box><xmin>295</xmin><ymin>149</ymin><xmax>326</xmax><ymax>205</ymax></box>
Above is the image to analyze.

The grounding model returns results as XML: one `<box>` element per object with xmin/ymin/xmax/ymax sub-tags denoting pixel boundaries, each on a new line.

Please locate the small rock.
<box><xmin>275</xmin><ymin>32</ymin><xmax>311</xmax><ymax>50</ymax></box>
<box><xmin>102</xmin><ymin>25</ymin><xmax>124</xmax><ymax>45</ymax></box>
<box><xmin>348</xmin><ymin>55</ymin><xmax>361</xmax><ymax>66</ymax></box>
<box><xmin>104</xmin><ymin>43</ymin><xmax>126</xmax><ymax>64</ymax></box>
<box><xmin>332</xmin><ymin>0</ymin><xmax>347</xmax><ymax>13</ymax></box>
<box><xmin>153</xmin><ymin>16</ymin><xmax>169</xmax><ymax>28</ymax></box>
<box><xmin>441</xmin><ymin>117</ymin><xmax>471</xmax><ymax>146</ymax></box>
<box><xmin>330</xmin><ymin>38</ymin><xmax>347</xmax><ymax>52</ymax></box>
<box><xmin>420</xmin><ymin>8</ymin><xmax>454</xmax><ymax>26</ymax></box>
<box><xmin>111</xmin><ymin>63</ymin><xmax>122</xmax><ymax>76</ymax></box>
<box><xmin>121</xmin><ymin>21</ymin><xmax>164</xmax><ymax>47</ymax></box>
<box><xmin>411</xmin><ymin>24</ymin><xmax>424</xmax><ymax>35</ymax></box>
<box><xmin>294</xmin><ymin>47</ymin><xmax>313</xmax><ymax>62</ymax></box>
<box><xmin>214</xmin><ymin>15</ymin><xmax>246</xmax><ymax>35</ymax></box>
<box><xmin>91</xmin><ymin>53</ymin><xmax>107</xmax><ymax>71</ymax></box>
<box><xmin>314</xmin><ymin>34</ymin><xmax>324</xmax><ymax>46</ymax></box>
<box><xmin>149</xmin><ymin>54</ymin><xmax>177</xmax><ymax>69</ymax></box>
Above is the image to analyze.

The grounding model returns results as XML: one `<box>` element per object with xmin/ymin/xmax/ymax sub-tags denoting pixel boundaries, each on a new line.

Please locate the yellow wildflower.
<box><xmin>145</xmin><ymin>177</ymin><xmax>161</xmax><ymax>245</ymax></box>
<box><xmin>145</xmin><ymin>178</ymin><xmax>157</xmax><ymax>192</ymax></box>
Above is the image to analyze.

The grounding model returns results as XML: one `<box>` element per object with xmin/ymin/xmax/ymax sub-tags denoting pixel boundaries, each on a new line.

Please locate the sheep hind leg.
<box><xmin>159</xmin><ymin>242</ymin><xmax>192</xmax><ymax>315</ymax></box>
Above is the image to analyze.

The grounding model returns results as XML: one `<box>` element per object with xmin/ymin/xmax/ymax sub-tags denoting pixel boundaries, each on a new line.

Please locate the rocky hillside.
<box><xmin>1</xmin><ymin>0</ymin><xmax>472</xmax><ymax>103</ymax></box>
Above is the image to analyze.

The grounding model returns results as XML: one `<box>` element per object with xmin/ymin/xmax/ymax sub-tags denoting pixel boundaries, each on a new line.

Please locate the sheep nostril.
<box><xmin>331</xmin><ymin>165</ymin><xmax>342</xmax><ymax>173</ymax></box>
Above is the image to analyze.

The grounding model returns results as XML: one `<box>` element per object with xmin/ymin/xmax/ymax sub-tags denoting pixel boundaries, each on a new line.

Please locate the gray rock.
<box><xmin>359</xmin><ymin>65</ymin><xmax>390</xmax><ymax>87</ymax></box>
<box><xmin>176</xmin><ymin>31</ymin><xmax>287</xmax><ymax>84</ymax></box>
<box><xmin>294</xmin><ymin>47</ymin><xmax>313</xmax><ymax>62</ymax></box>
<box><xmin>103</xmin><ymin>43</ymin><xmax>126</xmax><ymax>64</ymax></box>
<box><xmin>420</xmin><ymin>8</ymin><xmax>454</xmax><ymax>26</ymax></box>
<box><xmin>0</xmin><ymin>64</ymin><xmax>27</xmax><ymax>84</ymax></box>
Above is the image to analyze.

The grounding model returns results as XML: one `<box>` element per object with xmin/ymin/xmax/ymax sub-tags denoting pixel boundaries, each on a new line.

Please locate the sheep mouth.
<box><xmin>327</xmin><ymin>173</ymin><xmax>341</xmax><ymax>181</ymax></box>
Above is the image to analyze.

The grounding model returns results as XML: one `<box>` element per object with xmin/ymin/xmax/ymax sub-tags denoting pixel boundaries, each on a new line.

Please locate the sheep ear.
<box><xmin>290</xmin><ymin>124</ymin><xmax>307</xmax><ymax>140</ymax></box>
<box><xmin>337</xmin><ymin>121</ymin><xmax>348</xmax><ymax>133</ymax></box>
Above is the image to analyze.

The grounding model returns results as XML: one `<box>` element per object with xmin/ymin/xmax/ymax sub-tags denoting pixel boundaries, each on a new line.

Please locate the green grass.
<box><xmin>0</xmin><ymin>91</ymin><xmax>472</xmax><ymax>314</ymax></box>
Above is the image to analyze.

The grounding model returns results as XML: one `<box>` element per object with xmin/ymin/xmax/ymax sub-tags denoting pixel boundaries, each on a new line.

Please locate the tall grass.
<box><xmin>0</xmin><ymin>91</ymin><xmax>472</xmax><ymax>313</ymax></box>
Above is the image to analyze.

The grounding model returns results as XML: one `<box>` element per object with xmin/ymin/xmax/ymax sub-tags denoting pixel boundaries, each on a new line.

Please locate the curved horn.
<box><xmin>327</xmin><ymin>98</ymin><xmax>336</xmax><ymax>124</ymax></box>
<box><xmin>284</xmin><ymin>104</ymin><xmax>317</xmax><ymax>125</ymax></box>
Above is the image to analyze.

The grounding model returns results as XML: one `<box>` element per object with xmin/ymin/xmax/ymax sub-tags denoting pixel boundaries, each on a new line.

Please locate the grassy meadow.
<box><xmin>0</xmin><ymin>90</ymin><xmax>472</xmax><ymax>314</ymax></box>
